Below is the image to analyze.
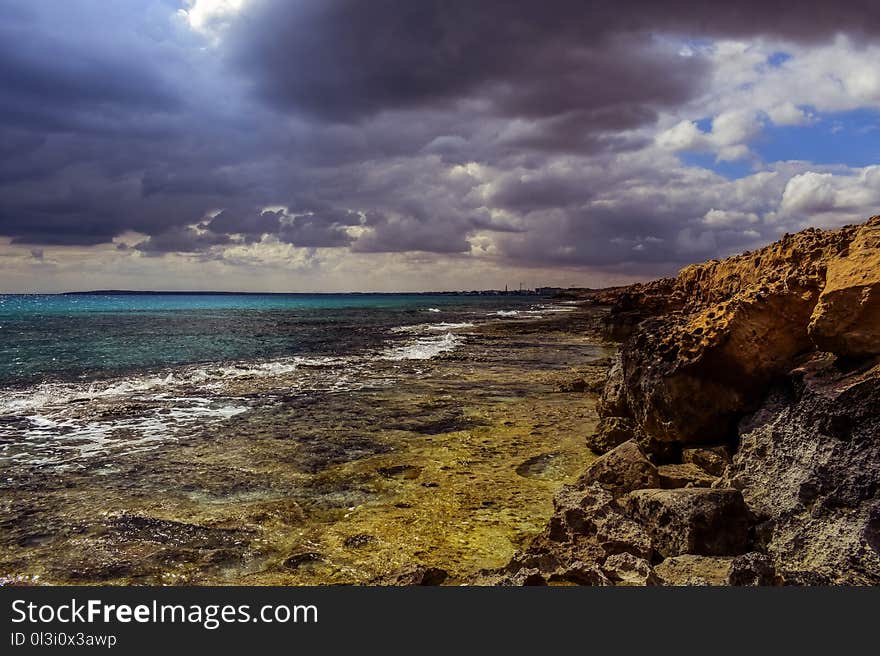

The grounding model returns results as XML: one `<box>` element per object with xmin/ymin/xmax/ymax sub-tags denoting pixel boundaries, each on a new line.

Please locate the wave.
<box><xmin>380</xmin><ymin>332</ymin><xmax>462</xmax><ymax>360</ymax></box>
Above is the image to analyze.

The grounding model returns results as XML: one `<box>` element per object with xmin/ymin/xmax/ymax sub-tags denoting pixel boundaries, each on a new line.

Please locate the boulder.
<box><xmin>657</xmin><ymin>463</ymin><xmax>717</xmax><ymax>489</ymax></box>
<box><xmin>623</xmin><ymin>488</ymin><xmax>750</xmax><ymax>557</ymax></box>
<box><xmin>720</xmin><ymin>355</ymin><xmax>880</xmax><ymax>584</ymax></box>
<box><xmin>602</xmin><ymin>552</ymin><xmax>659</xmax><ymax>586</ymax></box>
<box><xmin>548</xmin><ymin>561</ymin><xmax>612</xmax><ymax>586</ymax></box>
<box><xmin>809</xmin><ymin>216</ymin><xmax>880</xmax><ymax>358</ymax></box>
<box><xmin>654</xmin><ymin>552</ymin><xmax>778</xmax><ymax>586</ymax></box>
<box><xmin>577</xmin><ymin>440</ymin><xmax>660</xmax><ymax>494</ymax></box>
<box><xmin>654</xmin><ymin>555</ymin><xmax>733</xmax><ymax>586</ymax></box>
<box><xmin>546</xmin><ymin>483</ymin><xmax>653</xmax><ymax>561</ymax></box>
<box><xmin>681</xmin><ymin>445</ymin><xmax>731</xmax><ymax>476</ymax></box>
<box><xmin>586</xmin><ymin>416</ymin><xmax>635</xmax><ymax>455</ymax></box>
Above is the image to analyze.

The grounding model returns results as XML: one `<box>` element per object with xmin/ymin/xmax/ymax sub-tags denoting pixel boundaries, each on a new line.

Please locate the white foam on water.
<box><xmin>494</xmin><ymin>310</ymin><xmax>520</xmax><ymax>317</ymax></box>
<box><xmin>427</xmin><ymin>307</ymin><xmax>441</xmax><ymax>313</ymax></box>
<box><xmin>380</xmin><ymin>332</ymin><xmax>462</xmax><ymax>360</ymax></box>
<box><xmin>0</xmin><ymin>354</ymin><xmax>356</xmax><ymax>467</ymax></box>
<box><xmin>425</xmin><ymin>322</ymin><xmax>475</xmax><ymax>331</ymax></box>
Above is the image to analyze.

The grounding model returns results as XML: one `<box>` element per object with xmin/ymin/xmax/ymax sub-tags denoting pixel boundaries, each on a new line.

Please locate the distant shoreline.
<box><xmin>57</xmin><ymin>289</ymin><xmax>556</xmax><ymax>297</ymax></box>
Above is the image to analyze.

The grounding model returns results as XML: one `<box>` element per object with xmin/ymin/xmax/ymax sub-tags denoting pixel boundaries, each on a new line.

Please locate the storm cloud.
<box><xmin>1</xmin><ymin>0</ymin><xmax>880</xmax><ymax>291</ymax></box>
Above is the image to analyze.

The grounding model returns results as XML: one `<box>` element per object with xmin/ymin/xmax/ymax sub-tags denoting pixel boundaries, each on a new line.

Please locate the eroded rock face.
<box><xmin>586</xmin><ymin>416</ymin><xmax>634</xmax><ymax>455</ymax></box>
<box><xmin>622</xmin><ymin>488</ymin><xmax>750</xmax><ymax>557</ymax></box>
<box><xmin>577</xmin><ymin>440</ymin><xmax>660</xmax><ymax>495</ymax></box>
<box><xmin>721</xmin><ymin>356</ymin><xmax>880</xmax><ymax>585</ymax></box>
<box><xmin>809</xmin><ymin>216</ymin><xmax>880</xmax><ymax>358</ymax></box>
<box><xmin>602</xmin><ymin>552</ymin><xmax>659</xmax><ymax>586</ymax></box>
<box><xmin>604</xmin><ymin>219</ymin><xmax>867</xmax><ymax>446</ymax></box>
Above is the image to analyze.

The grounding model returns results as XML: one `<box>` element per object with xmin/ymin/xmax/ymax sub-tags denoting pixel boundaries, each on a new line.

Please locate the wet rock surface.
<box><xmin>0</xmin><ymin>308</ymin><xmax>613</xmax><ymax>585</ymax></box>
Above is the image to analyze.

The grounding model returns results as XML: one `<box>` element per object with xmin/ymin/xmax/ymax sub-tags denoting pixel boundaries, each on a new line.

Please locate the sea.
<box><xmin>0</xmin><ymin>292</ymin><xmax>569</xmax><ymax>468</ymax></box>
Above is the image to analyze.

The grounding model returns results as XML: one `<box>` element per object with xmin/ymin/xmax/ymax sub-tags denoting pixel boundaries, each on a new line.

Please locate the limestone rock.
<box><xmin>654</xmin><ymin>555</ymin><xmax>733</xmax><ymax>586</ymax></box>
<box><xmin>657</xmin><ymin>463</ymin><xmax>717</xmax><ymax>489</ymax></box>
<box><xmin>586</xmin><ymin>416</ymin><xmax>635</xmax><ymax>455</ymax></box>
<box><xmin>577</xmin><ymin>440</ymin><xmax>660</xmax><ymax>495</ymax></box>
<box><xmin>623</xmin><ymin>488</ymin><xmax>750</xmax><ymax>557</ymax></box>
<box><xmin>609</xmin><ymin>220</ymin><xmax>859</xmax><ymax>445</ymax></box>
<box><xmin>654</xmin><ymin>552</ymin><xmax>777</xmax><ymax>586</ymax></box>
<box><xmin>548</xmin><ymin>561</ymin><xmax>612</xmax><ymax>586</ymax></box>
<box><xmin>602</xmin><ymin>552</ymin><xmax>659</xmax><ymax>586</ymax></box>
<box><xmin>727</xmin><ymin>552</ymin><xmax>778</xmax><ymax>586</ymax></box>
<box><xmin>809</xmin><ymin>216</ymin><xmax>880</xmax><ymax>358</ymax></box>
<box><xmin>596</xmin><ymin>357</ymin><xmax>628</xmax><ymax>417</ymax></box>
<box><xmin>681</xmin><ymin>445</ymin><xmax>731</xmax><ymax>476</ymax></box>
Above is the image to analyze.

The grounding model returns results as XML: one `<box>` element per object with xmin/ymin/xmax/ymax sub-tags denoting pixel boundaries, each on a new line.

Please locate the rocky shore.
<box><xmin>483</xmin><ymin>215</ymin><xmax>880</xmax><ymax>586</ymax></box>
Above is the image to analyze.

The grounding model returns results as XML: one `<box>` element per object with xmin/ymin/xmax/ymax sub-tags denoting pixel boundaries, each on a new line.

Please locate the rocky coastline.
<box><xmin>481</xmin><ymin>215</ymin><xmax>880</xmax><ymax>586</ymax></box>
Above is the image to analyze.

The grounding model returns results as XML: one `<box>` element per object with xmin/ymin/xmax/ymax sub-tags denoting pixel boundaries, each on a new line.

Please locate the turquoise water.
<box><xmin>0</xmin><ymin>293</ymin><xmax>540</xmax><ymax>385</ymax></box>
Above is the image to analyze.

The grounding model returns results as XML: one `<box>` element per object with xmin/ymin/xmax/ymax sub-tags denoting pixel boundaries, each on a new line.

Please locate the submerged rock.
<box><xmin>373</xmin><ymin>564</ymin><xmax>449</xmax><ymax>586</ymax></box>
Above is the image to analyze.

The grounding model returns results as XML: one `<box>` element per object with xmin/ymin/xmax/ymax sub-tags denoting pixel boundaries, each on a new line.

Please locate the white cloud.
<box><xmin>703</xmin><ymin>209</ymin><xmax>759</xmax><ymax>227</ymax></box>
<box><xmin>179</xmin><ymin>0</ymin><xmax>247</xmax><ymax>40</ymax></box>
<box><xmin>656</xmin><ymin>110</ymin><xmax>762</xmax><ymax>161</ymax></box>
<box><xmin>777</xmin><ymin>166</ymin><xmax>880</xmax><ymax>226</ymax></box>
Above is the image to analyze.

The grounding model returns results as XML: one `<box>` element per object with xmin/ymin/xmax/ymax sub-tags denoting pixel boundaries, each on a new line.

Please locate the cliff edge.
<box><xmin>495</xmin><ymin>215</ymin><xmax>880</xmax><ymax>585</ymax></box>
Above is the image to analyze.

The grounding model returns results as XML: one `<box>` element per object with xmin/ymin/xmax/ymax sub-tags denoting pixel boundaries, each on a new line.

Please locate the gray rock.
<box><xmin>728</xmin><ymin>552</ymin><xmax>778</xmax><ymax>586</ymax></box>
<box><xmin>720</xmin><ymin>356</ymin><xmax>880</xmax><ymax>584</ymax></box>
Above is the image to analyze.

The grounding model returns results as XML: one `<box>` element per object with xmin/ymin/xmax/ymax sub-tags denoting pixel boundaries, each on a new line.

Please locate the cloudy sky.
<box><xmin>1</xmin><ymin>0</ymin><xmax>879</xmax><ymax>292</ymax></box>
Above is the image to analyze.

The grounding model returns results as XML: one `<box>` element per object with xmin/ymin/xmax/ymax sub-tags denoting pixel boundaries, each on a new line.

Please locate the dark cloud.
<box><xmin>134</xmin><ymin>226</ymin><xmax>232</xmax><ymax>255</ymax></box>
<box><xmin>0</xmin><ymin>0</ymin><xmax>878</xmax><ymax>277</ymax></box>
<box><xmin>207</xmin><ymin>209</ymin><xmax>283</xmax><ymax>239</ymax></box>
<box><xmin>234</xmin><ymin>0</ymin><xmax>880</xmax><ymax>124</ymax></box>
<box><xmin>278</xmin><ymin>209</ymin><xmax>361</xmax><ymax>248</ymax></box>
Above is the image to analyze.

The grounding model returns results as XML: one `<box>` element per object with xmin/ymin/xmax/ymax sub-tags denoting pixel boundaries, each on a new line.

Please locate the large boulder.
<box><xmin>622</xmin><ymin>488</ymin><xmax>750</xmax><ymax>557</ymax></box>
<box><xmin>720</xmin><ymin>355</ymin><xmax>880</xmax><ymax>584</ymax></box>
<box><xmin>809</xmin><ymin>216</ymin><xmax>880</xmax><ymax>358</ymax></box>
<box><xmin>577</xmin><ymin>440</ymin><xmax>659</xmax><ymax>494</ymax></box>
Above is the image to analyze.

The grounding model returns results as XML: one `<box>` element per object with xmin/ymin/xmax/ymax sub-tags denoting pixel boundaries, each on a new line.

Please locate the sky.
<box><xmin>1</xmin><ymin>0</ymin><xmax>879</xmax><ymax>293</ymax></box>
